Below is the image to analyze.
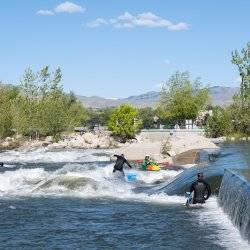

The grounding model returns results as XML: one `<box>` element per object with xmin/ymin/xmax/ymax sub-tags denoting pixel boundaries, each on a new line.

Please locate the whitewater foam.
<box><xmin>194</xmin><ymin>197</ymin><xmax>249</xmax><ymax>249</ymax></box>
<box><xmin>0</xmin><ymin>148</ymin><xmax>113</xmax><ymax>163</ymax></box>
<box><xmin>0</xmin><ymin>161</ymin><xmax>249</xmax><ymax>248</ymax></box>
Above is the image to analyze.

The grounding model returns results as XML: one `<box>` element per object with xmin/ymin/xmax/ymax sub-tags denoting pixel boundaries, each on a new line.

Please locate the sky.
<box><xmin>0</xmin><ymin>0</ymin><xmax>249</xmax><ymax>98</ymax></box>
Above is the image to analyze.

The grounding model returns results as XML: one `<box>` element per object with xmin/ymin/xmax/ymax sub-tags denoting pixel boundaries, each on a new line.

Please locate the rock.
<box><xmin>83</xmin><ymin>133</ymin><xmax>96</xmax><ymax>144</ymax></box>
<box><xmin>45</xmin><ymin>136</ymin><xmax>54</xmax><ymax>143</ymax></box>
<box><xmin>167</xmin><ymin>151</ymin><xmax>176</xmax><ymax>157</ymax></box>
<box><xmin>15</xmin><ymin>135</ymin><xmax>23</xmax><ymax>140</ymax></box>
<box><xmin>1</xmin><ymin>141</ymin><xmax>10</xmax><ymax>147</ymax></box>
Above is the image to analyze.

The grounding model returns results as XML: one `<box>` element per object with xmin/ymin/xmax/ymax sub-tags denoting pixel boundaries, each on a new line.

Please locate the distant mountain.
<box><xmin>77</xmin><ymin>86</ymin><xmax>239</xmax><ymax>109</ymax></box>
<box><xmin>208</xmin><ymin>86</ymin><xmax>239</xmax><ymax>106</ymax></box>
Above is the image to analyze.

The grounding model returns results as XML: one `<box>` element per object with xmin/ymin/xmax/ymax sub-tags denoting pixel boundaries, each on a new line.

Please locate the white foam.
<box><xmin>0</xmin><ymin>162</ymin><xmax>183</xmax><ymax>205</ymax></box>
<box><xmin>0</xmin><ymin>162</ymin><xmax>248</xmax><ymax>248</ymax></box>
<box><xmin>193</xmin><ymin>197</ymin><xmax>249</xmax><ymax>249</ymax></box>
<box><xmin>0</xmin><ymin>168</ymin><xmax>48</xmax><ymax>195</ymax></box>
<box><xmin>0</xmin><ymin>148</ymin><xmax>112</xmax><ymax>163</ymax></box>
<box><xmin>133</xmin><ymin>169</ymin><xmax>182</xmax><ymax>184</ymax></box>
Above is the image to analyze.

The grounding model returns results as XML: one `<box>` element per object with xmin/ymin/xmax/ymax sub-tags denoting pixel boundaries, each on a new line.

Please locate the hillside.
<box><xmin>77</xmin><ymin>86</ymin><xmax>239</xmax><ymax>109</ymax></box>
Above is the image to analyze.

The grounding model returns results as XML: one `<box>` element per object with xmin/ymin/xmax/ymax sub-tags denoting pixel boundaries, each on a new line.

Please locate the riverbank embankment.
<box><xmin>0</xmin><ymin>130</ymin><xmax>219</xmax><ymax>166</ymax></box>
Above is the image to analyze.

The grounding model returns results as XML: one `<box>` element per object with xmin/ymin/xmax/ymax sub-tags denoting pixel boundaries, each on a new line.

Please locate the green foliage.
<box><xmin>205</xmin><ymin>107</ymin><xmax>232</xmax><ymax>138</ymax></box>
<box><xmin>138</xmin><ymin>107</ymin><xmax>155</xmax><ymax>129</ymax></box>
<box><xmin>86</xmin><ymin>108</ymin><xmax>113</xmax><ymax>129</ymax></box>
<box><xmin>230</xmin><ymin>42</ymin><xmax>250</xmax><ymax>135</ymax></box>
<box><xmin>230</xmin><ymin>94</ymin><xmax>250</xmax><ymax>135</ymax></box>
<box><xmin>1</xmin><ymin>66</ymin><xmax>88</xmax><ymax>140</ymax></box>
<box><xmin>159</xmin><ymin>71</ymin><xmax>210</xmax><ymax>125</ymax></box>
<box><xmin>108</xmin><ymin>104</ymin><xmax>141</xmax><ymax>140</ymax></box>
<box><xmin>98</xmin><ymin>108</ymin><xmax>113</xmax><ymax>126</ymax></box>
<box><xmin>231</xmin><ymin>42</ymin><xmax>250</xmax><ymax>108</ymax></box>
<box><xmin>0</xmin><ymin>86</ymin><xmax>19</xmax><ymax>138</ymax></box>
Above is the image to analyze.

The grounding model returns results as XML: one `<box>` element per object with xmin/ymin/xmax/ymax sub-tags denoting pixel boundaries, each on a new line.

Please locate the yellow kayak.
<box><xmin>146</xmin><ymin>164</ymin><xmax>161</xmax><ymax>171</ymax></box>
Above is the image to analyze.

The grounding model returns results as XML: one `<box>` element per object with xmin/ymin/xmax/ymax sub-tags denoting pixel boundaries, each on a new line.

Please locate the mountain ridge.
<box><xmin>77</xmin><ymin>86</ymin><xmax>239</xmax><ymax>109</ymax></box>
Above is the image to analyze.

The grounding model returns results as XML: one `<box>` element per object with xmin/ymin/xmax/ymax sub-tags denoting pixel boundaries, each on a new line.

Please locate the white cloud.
<box><xmin>87</xmin><ymin>18</ymin><xmax>108</xmax><ymax>28</ymax></box>
<box><xmin>87</xmin><ymin>12</ymin><xmax>188</xmax><ymax>31</ymax></box>
<box><xmin>37</xmin><ymin>10</ymin><xmax>54</xmax><ymax>16</ymax></box>
<box><xmin>168</xmin><ymin>22</ymin><xmax>188</xmax><ymax>31</ymax></box>
<box><xmin>54</xmin><ymin>1</ymin><xmax>85</xmax><ymax>13</ymax></box>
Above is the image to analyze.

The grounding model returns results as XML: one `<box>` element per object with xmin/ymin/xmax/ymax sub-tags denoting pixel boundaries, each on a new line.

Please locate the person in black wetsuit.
<box><xmin>190</xmin><ymin>172</ymin><xmax>211</xmax><ymax>204</ymax></box>
<box><xmin>0</xmin><ymin>162</ymin><xmax>3</xmax><ymax>167</ymax></box>
<box><xmin>113</xmin><ymin>154</ymin><xmax>132</xmax><ymax>175</ymax></box>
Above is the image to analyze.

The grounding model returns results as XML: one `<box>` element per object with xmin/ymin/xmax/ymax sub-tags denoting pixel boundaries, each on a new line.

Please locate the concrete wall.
<box><xmin>139</xmin><ymin>129</ymin><xmax>204</xmax><ymax>142</ymax></box>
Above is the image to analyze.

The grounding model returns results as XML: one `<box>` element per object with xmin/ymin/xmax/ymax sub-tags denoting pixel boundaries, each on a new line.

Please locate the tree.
<box><xmin>205</xmin><ymin>107</ymin><xmax>232</xmax><ymax>138</ymax></box>
<box><xmin>10</xmin><ymin>66</ymin><xmax>88</xmax><ymax>140</ymax></box>
<box><xmin>231</xmin><ymin>42</ymin><xmax>250</xmax><ymax>136</ymax></box>
<box><xmin>159</xmin><ymin>71</ymin><xmax>210</xmax><ymax>126</ymax></box>
<box><xmin>39</xmin><ymin>92</ymin><xmax>68</xmax><ymax>140</ymax></box>
<box><xmin>138</xmin><ymin>107</ymin><xmax>155</xmax><ymax>129</ymax></box>
<box><xmin>230</xmin><ymin>94</ymin><xmax>250</xmax><ymax>135</ymax></box>
<box><xmin>108</xmin><ymin>104</ymin><xmax>141</xmax><ymax>141</ymax></box>
<box><xmin>232</xmin><ymin>42</ymin><xmax>250</xmax><ymax>108</ymax></box>
<box><xmin>0</xmin><ymin>86</ymin><xmax>19</xmax><ymax>138</ymax></box>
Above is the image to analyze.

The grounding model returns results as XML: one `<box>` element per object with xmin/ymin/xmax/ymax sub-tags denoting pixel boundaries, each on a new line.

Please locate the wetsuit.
<box><xmin>113</xmin><ymin>155</ymin><xmax>132</xmax><ymax>174</ymax></box>
<box><xmin>190</xmin><ymin>180</ymin><xmax>211</xmax><ymax>204</ymax></box>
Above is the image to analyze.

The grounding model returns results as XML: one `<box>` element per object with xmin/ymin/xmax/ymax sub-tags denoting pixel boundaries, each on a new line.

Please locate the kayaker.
<box><xmin>113</xmin><ymin>154</ymin><xmax>132</xmax><ymax>175</ymax></box>
<box><xmin>190</xmin><ymin>173</ymin><xmax>211</xmax><ymax>204</ymax></box>
<box><xmin>142</xmin><ymin>155</ymin><xmax>150</xmax><ymax>170</ymax></box>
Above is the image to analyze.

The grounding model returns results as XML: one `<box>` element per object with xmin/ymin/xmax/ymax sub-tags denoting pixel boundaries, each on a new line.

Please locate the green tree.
<box><xmin>10</xmin><ymin>66</ymin><xmax>88</xmax><ymax>140</ymax></box>
<box><xmin>108</xmin><ymin>104</ymin><xmax>141</xmax><ymax>141</ymax></box>
<box><xmin>39</xmin><ymin>92</ymin><xmax>68</xmax><ymax>139</ymax></box>
<box><xmin>13</xmin><ymin>68</ymin><xmax>41</xmax><ymax>136</ymax></box>
<box><xmin>138</xmin><ymin>107</ymin><xmax>155</xmax><ymax>129</ymax></box>
<box><xmin>98</xmin><ymin>108</ymin><xmax>113</xmax><ymax>126</ymax></box>
<box><xmin>231</xmin><ymin>42</ymin><xmax>250</xmax><ymax>135</ymax></box>
<box><xmin>159</xmin><ymin>71</ymin><xmax>210</xmax><ymax>126</ymax></box>
<box><xmin>232</xmin><ymin>42</ymin><xmax>250</xmax><ymax>108</ymax></box>
<box><xmin>230</xmin><ymin>94</ymin><xmax>250</xmax><ymax>135</ymax></box>
<box><xmin>205</xmin><ymin>107</ymin><xmax>232</xmax><ymax>138</ymax></box>
<box><xmin>0</xmin><ymin>86</ymin><xmax>19</xmax><ymax>138</ymax></box>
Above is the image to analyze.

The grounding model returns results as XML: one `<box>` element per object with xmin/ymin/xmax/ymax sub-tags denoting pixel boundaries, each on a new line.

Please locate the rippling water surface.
<box><xmin>0</xmin><ymin>143</ymin><xmax>249</xmax><ymax>249</ymax></box>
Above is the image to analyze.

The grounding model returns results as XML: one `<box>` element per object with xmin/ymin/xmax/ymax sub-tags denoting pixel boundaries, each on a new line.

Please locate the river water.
<box><xmin>0</xmin><ymin>143</ymin><xmax>249</xmax><ymax>249</ymax></box>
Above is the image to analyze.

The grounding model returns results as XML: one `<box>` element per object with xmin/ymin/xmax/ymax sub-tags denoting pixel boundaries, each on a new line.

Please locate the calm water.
<box><xmin>0</xmin><ymin>144</ymin><xmax>249</xmax><ymax>249</ymax></box>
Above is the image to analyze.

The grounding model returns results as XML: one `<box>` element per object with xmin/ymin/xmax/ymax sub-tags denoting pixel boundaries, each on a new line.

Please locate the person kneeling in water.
<box><xmin>113</xmin><ymin>154</ymin><xmax>132</xmax><ymax>175</ymax></box>
<box><xmin>190</xmin><ymin>173</ymin><xmax>211</xmax><ymax>204</ymax></box>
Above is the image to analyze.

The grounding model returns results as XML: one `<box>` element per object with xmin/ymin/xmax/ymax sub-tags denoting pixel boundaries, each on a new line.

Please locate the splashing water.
<box><xmin>0</xmin><ymin>146</ymin><xmax>249</xmax><ymax>249</ymax></box>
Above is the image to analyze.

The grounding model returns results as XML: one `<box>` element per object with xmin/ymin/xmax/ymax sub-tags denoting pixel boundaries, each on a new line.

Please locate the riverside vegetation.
<box><xmin>205</xmin><ymin>42</ymin><xmax>250</xmax><ymax>138</ymax></box>
<box><xmin>0</xmin><ymin>43</ymin><xmax>249</xmax><ymax>148</ymax></box>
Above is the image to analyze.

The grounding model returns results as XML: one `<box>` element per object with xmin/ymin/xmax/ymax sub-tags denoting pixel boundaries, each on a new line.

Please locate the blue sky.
<box><xmin>0</xmin><ymin>1</ymin><xmax>249</xmax><ymax>98</ymax></box>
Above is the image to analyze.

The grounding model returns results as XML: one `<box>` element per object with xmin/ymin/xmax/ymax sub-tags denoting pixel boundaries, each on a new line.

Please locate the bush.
<box><xmin>108</xmin><ymin>104</ymin><xmax>141</xmax><ymax>141</ymax></box>
<box><xmin>205</xmin><ymin>107</ymin><xmax>232</xmax><ymax>138</ymax></box>
<box><xmin>138</xmin><ymin>107</ymin><xmax>155</xmax><ymax>129</ymax></box>
<box><xmin>1</xmin><ymin>67</ymin><xmax>88</xmax><ymax>140</ymax></box>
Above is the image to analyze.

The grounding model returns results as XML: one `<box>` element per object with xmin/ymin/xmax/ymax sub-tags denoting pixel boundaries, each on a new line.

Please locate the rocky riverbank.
<box><xmin>0</xmin><ymin>131</ymin><xmax>219</xmax><ymax>166</ymax></box>
<box><xmin>0</xmin><ymin>132</ymin><xmax>122</xmax><ymax>151</ymax></box>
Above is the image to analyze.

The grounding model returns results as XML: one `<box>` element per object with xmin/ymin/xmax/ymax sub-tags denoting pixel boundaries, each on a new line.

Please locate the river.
<box><xmin>0</xmin><ymin>143</ymin><xmax>249</xmax><ymax>249</ymax></box>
